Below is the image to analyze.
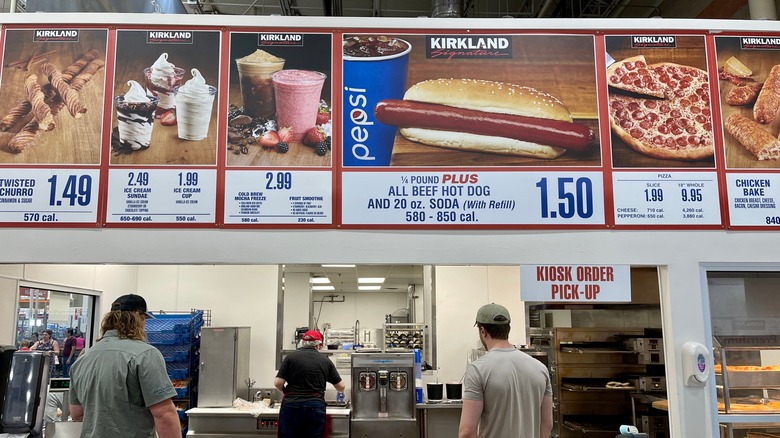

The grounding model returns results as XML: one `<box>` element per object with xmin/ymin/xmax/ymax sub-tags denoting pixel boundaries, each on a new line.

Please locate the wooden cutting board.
<box><xmin>716</xmin><ymin>38</ymin><xmax>780</xmax><ymax>169</ymax></box>
<box><xmin>0</xmin><ymin>29</ymin><xmax>108</xmax><ymax>165</ymax></box>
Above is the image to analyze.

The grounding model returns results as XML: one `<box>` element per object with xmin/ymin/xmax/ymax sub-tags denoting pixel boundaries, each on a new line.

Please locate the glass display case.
<box><xmin>708</xmin><ymin>272</ymin><xmax>780</xmax><ymax>438</ymax></box>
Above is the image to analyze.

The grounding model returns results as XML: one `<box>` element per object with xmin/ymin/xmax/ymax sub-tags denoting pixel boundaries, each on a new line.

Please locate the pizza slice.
<box><xmin>607</xmin><ymin>55</ymin><xmax>666</xmax><ymax>98</ymax></box>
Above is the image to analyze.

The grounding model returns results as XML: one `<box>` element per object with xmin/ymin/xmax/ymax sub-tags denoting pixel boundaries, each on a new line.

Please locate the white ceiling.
<box><xmin>284</xmin><ymin>264</ymin><xmax>425</xmax><ymax>293</ymax></box>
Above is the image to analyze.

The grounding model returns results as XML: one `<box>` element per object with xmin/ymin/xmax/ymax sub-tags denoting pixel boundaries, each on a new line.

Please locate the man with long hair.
<box><xmin>459</xmin><ymin>303</ymin><xmax>553</xmax><ymax>438</ymax></box>
<box><xmin>68</xmin><ymin>294</ymin><xmax>180</xmax><ymax>438</ymax></box>
<box><xmin>274</xmin><ymin>330</ymin><xmax>345</xmax><ymax>438</ymax></box>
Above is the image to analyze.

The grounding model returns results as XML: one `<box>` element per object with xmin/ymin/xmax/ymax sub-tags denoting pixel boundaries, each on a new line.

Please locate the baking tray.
<box><xmin>719</xmin><ymin>371</ymin><xmax>780</xmax><ymax>388</ymax></box>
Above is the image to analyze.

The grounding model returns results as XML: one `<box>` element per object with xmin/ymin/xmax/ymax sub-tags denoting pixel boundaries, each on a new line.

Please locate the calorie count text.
<box><xmin>373</xmin><ymin>174</ymin><xmax>597</xmax><ymax>223</ymax></box>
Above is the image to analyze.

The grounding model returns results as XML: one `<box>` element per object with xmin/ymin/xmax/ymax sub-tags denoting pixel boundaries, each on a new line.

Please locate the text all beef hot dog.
<box><xmin>375</xmin><ymin>78</ymin><xmax>596</xmax><ymax>159</ymax></box>
<box><xmin>375</xmin><ymin>100</ymin><xmax>595</xmax><ymax>152</ymax></box>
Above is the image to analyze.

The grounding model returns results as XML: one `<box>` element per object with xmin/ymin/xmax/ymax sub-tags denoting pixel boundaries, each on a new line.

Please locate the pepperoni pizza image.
<box><xmin>607</xmin><ymin>54</ymin><xmax>714</xmax><ymax>162</ymax></box>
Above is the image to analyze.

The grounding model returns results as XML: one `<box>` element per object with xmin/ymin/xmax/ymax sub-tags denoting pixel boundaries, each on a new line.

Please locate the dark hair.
<box><xmin>32</xmin><ymin>332</ymin><xmax>39</xmax><ymax>338</ymax></box>
<box><xmin>66</xmin><ymin>328</ymin><xmax>74</xmax><ymax>336</ymax></box>
<box><xmin>478</xmin><ymin>320</ymin><xmax>511</xmax><ymax>340</ymax></box>
<box><xmin>43</xmin><ymin>329</ymin><xmax>53</xmax><ymax>337</ymax></box>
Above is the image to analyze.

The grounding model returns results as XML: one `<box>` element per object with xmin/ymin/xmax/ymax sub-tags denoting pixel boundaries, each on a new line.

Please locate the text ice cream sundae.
<box><xmin>174</xmin><ymin>68</ymin><xmax>217</xmax><ymax>141</ymax></box>
<box><xmin>115</xmin><ymin>80</ymin><xmax>159</xmax><ymax>150</ymax></box>
<box><xmin>144</xmin><ymin>53</ymin><xmax>185</xmax><ymax>115</ymax></box>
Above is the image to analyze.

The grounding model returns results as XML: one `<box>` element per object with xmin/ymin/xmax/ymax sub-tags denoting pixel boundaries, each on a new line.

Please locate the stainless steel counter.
<box><xmin>416</xmin><ymin>403</ymin><xmax>462</xmax><ymax>438</ymax></box>
<box><xmin>186</xmin><ymin>406</ymin><xmax>350</xmax><ymax>437</ymax></box>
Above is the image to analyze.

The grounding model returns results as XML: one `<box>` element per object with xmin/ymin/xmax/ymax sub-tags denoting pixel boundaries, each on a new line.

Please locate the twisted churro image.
<box><xmin>7</xmin><ymin>120</ymin><xmax>39</xmax><ymax>153</ymax></box>
<box><xmin>69</xmin><ymin>59</ymin><xmax>105</xmax><ymax>91</ymax></box>
<box><xmin>0</xmin><ymin>100</ymin><xmax>31</xmax><ymax>132</ymax></box>
<box><xmin>24</xmin><ymin>74</ymin><xmax>54</xmax><ymax>131</ymax></box>
<box><xmin>41</xmin><ymin>63</ymin><xmax>86</xmax><ymax>118</ymax></box>
<box><xmin>60</xmin><ymin>48</ymin><xmax>99</xmax><ymax>82</ymax></box>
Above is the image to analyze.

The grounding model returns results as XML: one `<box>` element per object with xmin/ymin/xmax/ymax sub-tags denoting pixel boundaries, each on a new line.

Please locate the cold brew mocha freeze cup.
<box><xmin>236</xmin><ymin>49</ymin><xmax>285</xmax><ymax>119</ymax></box>
<box><xmin>115</xmin><ymin>80</ymin><xmax>159</xmax><ymax>150</ymax></box>
<box><xmin>343</xmin><ymin>36</ymin><xmax>411</xmax><ymax>166</ymax></box>
<box><xmin>174</xmin><ymin>68</ymin><xmax>217</xmax><ymax>141</ymax></box>
<box><xmin>272</xmin><ymin>69</ymin><xmax>326</xmax><ymax>142</ymax></box>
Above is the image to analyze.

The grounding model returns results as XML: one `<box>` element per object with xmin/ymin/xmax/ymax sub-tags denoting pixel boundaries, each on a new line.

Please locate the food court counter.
<box><xmin>417</xmin><ymin>403</ymin><xmax>462</xmax><ymax>438</ymax></box>
<box><xmin>186</xmin><ymin>406</ymin><xmax>350</xmax><ymax>437</ymax></box>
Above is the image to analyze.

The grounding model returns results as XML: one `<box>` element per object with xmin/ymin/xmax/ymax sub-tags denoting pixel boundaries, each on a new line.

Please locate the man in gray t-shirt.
<box><xmin>459</xmin><ymin>303</ymin><xmax>553</xmax><ymax>438</ymax></box>
<box><xmin>69</xmin><ymin>294</ymin><xmax>180</xmax><ymax>438</ymax></box>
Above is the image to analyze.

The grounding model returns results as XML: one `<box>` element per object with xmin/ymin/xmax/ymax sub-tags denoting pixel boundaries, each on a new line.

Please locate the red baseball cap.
<box><xmin>302</xmin><ymin>330</ymin><xmax>323</xmax><ymax>342</ymax></box>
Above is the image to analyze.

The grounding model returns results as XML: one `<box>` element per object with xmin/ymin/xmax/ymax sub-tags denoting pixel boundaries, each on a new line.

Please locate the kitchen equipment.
<box><xmin>623</xmin><ymin>337</ymin><xmax>665</xmax><ymax>365</ymax></box>
<box><xmin>199</xmin><ymin>326</ymin><xmax>251</xmax><ymax>407</ymax></box>
<box><xmin>426</xmin><ymin>383</ymin><xmax>443</xmax><ymax>402</ymax></box>
<box><xmin>351</xmin><ymin>352</ymin><xmax>417</xmax><ymax>437</ymax></box>
<box><xmin>445</xmin><ymin>382</ymin><xmax>462</xmax><ymax>401</ymax></box>
<box><xmin>1</xmin><ymin>351</ymin><xmax>50</xmax><ymax>436</ymax></box>
<box><xmin>0</xmin><ymin>344</ymin><xmax>16</xmax><ymax>432</ymax></box>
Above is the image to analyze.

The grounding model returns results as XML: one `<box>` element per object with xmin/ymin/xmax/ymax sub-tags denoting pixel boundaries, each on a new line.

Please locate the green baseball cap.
<box><xmin>475</xmin><ymin>303</ymin><xmax>511</xmax><ymax>325</ymax></box>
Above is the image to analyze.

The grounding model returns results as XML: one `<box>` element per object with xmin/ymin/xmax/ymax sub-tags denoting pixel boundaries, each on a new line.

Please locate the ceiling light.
<box><xmin>310</xmin><ymin>277</ymin><xmax>331</xmax><ymax>284</ymax></box>
<box><xmin>358</xmin><ymin>285</ymin><xmax>381</xmax><ymax>291</ymax></box>
<box><xmin>322</xmin><ymin>264</ymin><xmax>355</xmax><ymax>268</ymax></box>
<box><xmin>312</xmin><ymin>285</ymin><xmax>335</xmax><ymax>291</ymax></box>
<box><xmin>358</xmin><ymin>277</ymin><xmax>385</xmax><ymax>284</ymax></box>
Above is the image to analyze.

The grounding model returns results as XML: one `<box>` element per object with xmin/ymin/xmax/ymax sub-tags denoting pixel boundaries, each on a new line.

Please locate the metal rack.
<box><xmin>383</xmin><ymin>323</ymin><xmax>425</xmax><ymax>355</ymax></box>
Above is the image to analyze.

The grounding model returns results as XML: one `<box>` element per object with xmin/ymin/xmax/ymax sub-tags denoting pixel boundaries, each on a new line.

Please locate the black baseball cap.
<box><xmin>111</xmin><ymin>294</ymin><xmax>155</xmax><ymax>319</ymax></box>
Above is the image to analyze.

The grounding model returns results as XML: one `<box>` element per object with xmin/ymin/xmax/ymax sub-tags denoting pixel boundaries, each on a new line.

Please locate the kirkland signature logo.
<box><xmin>740</xmin><ymin>37</ymin><xmax>780</xmax><ymax>50</ymax></box>
<box><xmin>34</xmin><ymin>30</ymin><xmax>79</xmax><ymax>42</ymax></box>
<box><xmin>147</xmin><ymin>31</ymin><xmax>194</xmax><ymax>44</ymax></box>
<box><xmin>426</xmin><ymin>35</ymin><xmax>512</xmax><ymax>59</ymax></box>
<box><xmin>630</xmin><ymin>36</ymin><xmax>676</xmax><ymax>48</ymax></box>
<box><xmin>259</xmin><ymin>33</ymin><xmax>303</xmax><ymax>46</ymax></box>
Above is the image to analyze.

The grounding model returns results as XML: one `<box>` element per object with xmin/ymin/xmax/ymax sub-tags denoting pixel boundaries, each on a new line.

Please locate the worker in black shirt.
<box><xmin>274</xmin><ymin>330</ymin><xmax>345</xmax><ymax>438</ymax></box>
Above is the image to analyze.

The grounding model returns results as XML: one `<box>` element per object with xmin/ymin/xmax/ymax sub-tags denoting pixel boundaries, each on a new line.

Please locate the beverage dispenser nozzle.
<box><xmin>378</xmin><ymin>370</ymin><xmax>389</xmax><ymax>415</ymax></box>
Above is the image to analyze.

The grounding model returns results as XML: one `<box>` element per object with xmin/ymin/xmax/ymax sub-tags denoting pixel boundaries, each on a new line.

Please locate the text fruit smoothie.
<box><xmin>236</xmin><ymin>50</ymin><xmax>285</xmax><ymax>119</ymax></box>
<box><xmin>115</xmin><ymin>80</ymin><xmax>159</xmax><ymax>150</ymax></box>
<box><xmin>272</xmin><ymin>69</ymin><xmax>326</xmax><ymax>141</ymax></box>
<box><xmin>144</xmin><ymin>53</ymin><xmax>185</xmax><ymax>115</ymax></box>
<box><xmin>174</xmin><ymin>68</ymin><xmax>217</xmax><ymax>141</ymax></box>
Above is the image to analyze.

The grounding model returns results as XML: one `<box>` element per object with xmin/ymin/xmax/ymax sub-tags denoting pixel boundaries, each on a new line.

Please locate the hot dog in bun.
<box><xmin>374</xmin><ymin>78</ymin><xmax>596</xmax><ymax>159</ymax></box>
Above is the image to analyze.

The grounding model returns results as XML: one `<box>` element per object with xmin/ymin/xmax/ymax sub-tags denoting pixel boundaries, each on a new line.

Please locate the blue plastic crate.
<box><xmin>148</xmin><ymin>332</ymin><xmax>189</xmax><ymax>346</ymax></box>
<box><xmin>156</xmin><ymin>345</ymin><xmax>190</xmax><ymax>363</ymax></box>
<box><xmin>175</xmin><ymin>386</ymin><xmax>189</xmax><ymax>398</ymax></box>
<box><xmin>167</xmin><ymin>363</ymin><xmax>189</xmax><ymax>380</ymax></box>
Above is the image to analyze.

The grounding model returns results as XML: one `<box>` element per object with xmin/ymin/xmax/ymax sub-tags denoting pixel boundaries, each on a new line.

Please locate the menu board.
<box><xmin>0</xmin><ymin>19</ymin><xmax>779</xmax><ymax>231</ymax></box>
<box><xmin>0</xmin><ymin>27</ymin><xmax>108</xmax><ymax>225</ymax></box>
<box><xmin>339</xmin><ymin>33</ymin><xmax>605</xmax><ymax>227</ymax></box>
<box><xmin>222</xmin><ymin>31</ymin><xmax>333</xmax><ymax>225</ymax></box>
<box><xmin>103</xmin><ymin>29</ymin><xmax>220</xmax><ymax>225</ymax></box>
<box><xmin>714</xmin><ymin>35</ymin><xmax>780</xmax><ymax>228</ymax></box>
<box><xmin>605</xmin><ymin>34</ymin><xmax>722</xmax><ymax>227</ymax></box>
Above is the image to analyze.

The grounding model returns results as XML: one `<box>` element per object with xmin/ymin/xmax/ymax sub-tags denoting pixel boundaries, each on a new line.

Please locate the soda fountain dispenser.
<box><xmin>350</xmin><ymin>352</ymin><xmax>417</xmax><ymax>438</ymax></box>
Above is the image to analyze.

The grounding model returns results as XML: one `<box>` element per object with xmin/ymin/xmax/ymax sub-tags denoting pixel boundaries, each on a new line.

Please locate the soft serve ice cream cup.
<box><xmin>144</xmin><ymin>53</ymin><xmax>185</xmax><ymax>115</ymax></box>
<box><xmin>174</xmin><ymin>68</ymin><xmax>217</xmax><ymax>141</ymax></box>
<box><xmin>115</xmin><ymin>80</ymin><xmax>159</xmax><ymax>150</ymax></box>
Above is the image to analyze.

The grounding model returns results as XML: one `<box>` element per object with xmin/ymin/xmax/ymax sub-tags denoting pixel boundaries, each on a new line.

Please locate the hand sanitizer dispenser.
<box><xmin>681</xmin><ymin>342</ymin><xmax>710</xmax><ymax>387</ymax></box>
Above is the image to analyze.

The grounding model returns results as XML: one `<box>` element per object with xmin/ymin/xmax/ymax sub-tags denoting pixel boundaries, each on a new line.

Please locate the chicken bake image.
<box><xmin>716</xmin><ymin>36</ymin><xmax>780</xmax><ymax>169</ymax></box>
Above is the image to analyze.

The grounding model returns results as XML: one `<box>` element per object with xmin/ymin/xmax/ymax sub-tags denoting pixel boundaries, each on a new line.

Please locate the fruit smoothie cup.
<box><xmin>272</xmin><ymin>69</ymin><xmax>326</xmax><ymax>142</ymax></box>
<box><xmin>115</xmin><ymin>80</ymin><xmax>159</xmax><ymax>150</ymax></box>
<box><xmin>144</xmin><ymin>52</ymin><xmax>185</xmax><ymax>116</ymax></box>
<box><xmin>174</xmin><ymin>68</ymin><xmax>217</xmax><ymax>141</ymax></box>
<box><xmin>236</xmin><ymin>50</ymin><xmax>285</xmax><ymax>119</ymax></box>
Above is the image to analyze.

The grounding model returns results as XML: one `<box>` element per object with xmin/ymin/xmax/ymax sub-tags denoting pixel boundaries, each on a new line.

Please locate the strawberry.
<box><xmin>277</xmin><ymin>126</ymin><xmax>293</xmax><ymax>143</ymax></box>
<box><xmin>315</xmin><ymin>107</ymin><xmax>330</xmax><ymax>125</ymax></box>
<box><xmin>159</xmin><ymin>109</ymin><xmax>177</xmax><ymax>126</ymax></box>
<box><xmin>303</xmin><ymin>127</ymin><xmax>326</xmax><ymax>147</ymax></box>
<box><xmin>258</xmin><ymin>131</ymin><xmax>280</xmax><ymax>148</ymax></box>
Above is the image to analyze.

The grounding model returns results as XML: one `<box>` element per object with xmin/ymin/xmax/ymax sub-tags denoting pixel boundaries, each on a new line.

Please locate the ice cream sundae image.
<box><xmin>174</xmin><ymin>68</ymin><xmax>217</xmax><ymax>141</ymax></box>
<box><xmin>115</xmin><ymin>80</ymin><xmax>158</xmax><ymax>150</ymax></box>
<box><xmin>144</xmin><ymin>53</ymin><xmax>185</xmax><ymax>117</ymax></box>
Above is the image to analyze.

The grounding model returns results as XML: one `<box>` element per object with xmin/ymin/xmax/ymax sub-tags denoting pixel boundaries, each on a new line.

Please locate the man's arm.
<box><xmin>69</xmin><ymin>404</ymin><xmax>83</xmax><ymax>421</ymax></box>
<box><xmin>274</xmin><ymin>377</ymin><xmax>286</xmax><ymax>393</ymax></box>
<box><xmin>67</xmin><ymin>340</ymin><xmax>76</xmax><ymax>363</ymax></box>
<box><xmin>332</xmin><ymin>379</ymin><xmax>346</xmax><ymax>393</ymax></box>
<box><xmin>539</xmin><ymin>394</ymin><xmax>553</xmax><ymax>438</ymax></box>
<box><xmin>458</xmin><ymin>398</ymin><xmax>482</xmax><ymax>438</ymax></box>
<box><xmin>149</xmin><ymin>399</ymin><xmax>180</xmax><ymax>438</ymax></box>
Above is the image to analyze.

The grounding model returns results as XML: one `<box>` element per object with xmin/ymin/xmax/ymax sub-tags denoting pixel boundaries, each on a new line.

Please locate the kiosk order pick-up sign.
<box><xmin>520</xmin><ymin>265</ymin><xmax>632</xmax><ymax>302</ymax></box>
